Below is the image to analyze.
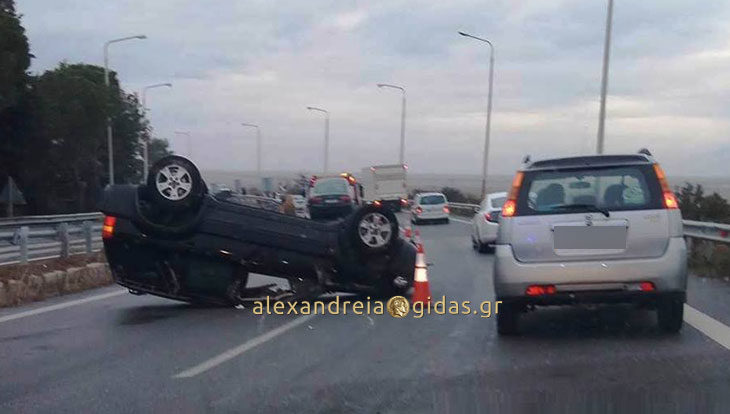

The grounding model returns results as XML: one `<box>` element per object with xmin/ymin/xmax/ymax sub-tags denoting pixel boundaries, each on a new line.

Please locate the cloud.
<box><xmin>15</xmin><ymin>0</ymin><xmax>730</xmax><ymax>178</ymax></box>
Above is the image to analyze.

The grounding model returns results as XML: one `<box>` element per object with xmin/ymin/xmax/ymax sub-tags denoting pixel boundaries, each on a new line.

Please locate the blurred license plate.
<box><xmin>325</xmin><ymin>199</ymin><xmax>339</xmax><ymax>204</ymax></box>
<box><xmin>554</xmin><ymin>226</ymin><xmax>626</xmax><ymax>250</ymax></box>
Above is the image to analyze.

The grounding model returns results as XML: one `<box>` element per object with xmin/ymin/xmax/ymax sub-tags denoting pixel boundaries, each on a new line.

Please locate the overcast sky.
<box><xmin>17</xmin><ymin>0</ymin><xmax>730</xmax><ymax>177</ymax></box>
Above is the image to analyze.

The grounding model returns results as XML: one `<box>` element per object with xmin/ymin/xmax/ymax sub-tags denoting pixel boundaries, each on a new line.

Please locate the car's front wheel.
<box><xmin>348</xmin><ymin>205</ymin><xmax>399</xmax><ymax>255</ymax></box>
<box><xmin>657</xmin><ymin>296</ymin><xmax>684</xmax><ymax>333</ymax></box>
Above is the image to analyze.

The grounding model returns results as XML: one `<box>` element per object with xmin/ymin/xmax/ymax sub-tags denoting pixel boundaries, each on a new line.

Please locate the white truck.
<box><xmin>360</xmin><ymin>164</ymin><xmax>408</xmax><ymax>211</ymax></box>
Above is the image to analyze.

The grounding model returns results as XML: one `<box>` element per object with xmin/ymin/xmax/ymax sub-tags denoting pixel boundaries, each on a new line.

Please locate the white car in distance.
<box><xmin>411</xmin><ymin>192</ymin><xmax>450</xmax><ymax>224</ymax></box>
<box><xmin>471</xmin><ymin>191</ymin><xmax>507</xmax><ymax>253</ymax></box>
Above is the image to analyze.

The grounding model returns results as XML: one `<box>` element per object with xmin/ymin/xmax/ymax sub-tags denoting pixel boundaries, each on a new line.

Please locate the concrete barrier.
<box><xmin>0</xmin><ymin>262</ymin><xmax>114</xmax><ymax>308</ymax></box>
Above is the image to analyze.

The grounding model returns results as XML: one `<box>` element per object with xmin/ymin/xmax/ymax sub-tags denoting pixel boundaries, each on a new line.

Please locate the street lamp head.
<box><xmin>458</xmin><ymin>31</ymin><xmax>469</xmax><ymax>37</ymax></box>
<box><xmin>307</xmin><ymin>106</ymin><xmax>328</xmax><ymax>114</ymax></box>
<box><xmin>376</xmin><ymin>83</ymin><xmax>386</xmax><ymax>88</ymax></box>
<box><xmin>135</xmin><ymin>35</ymin><xmax>147</xmax><ymax>40</ymax></box>
<box><xmin>163</xmin><ymin>83</ymin><xmax>172</xmax><ymax>87</ymax></box>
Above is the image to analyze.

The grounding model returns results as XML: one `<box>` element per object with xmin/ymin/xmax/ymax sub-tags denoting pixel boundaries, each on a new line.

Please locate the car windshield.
<box><xmin>419</xmin><ymin>195</ymin><xmax>446</xmax><ymax>205</ymax></box>
<box><xmin>518</xmin><ymin>165</ymin><xmax>662</xmax><ymax>215</ymax></box>
<box><xmin>312</xmin><ymin>178</ymin><xmax>348</xmax><ymax>195</ymax></box>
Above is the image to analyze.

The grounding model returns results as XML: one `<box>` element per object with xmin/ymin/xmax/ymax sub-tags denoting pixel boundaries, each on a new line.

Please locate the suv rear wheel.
<box><xmin>657</xmin><ymin>296</ymin><xmax>684</xmax><ymax>333</ymax></box>
<box><xmin>496</xmin><ymin>302</ymin><xmax>520</xmax><ymax>335</ymax></box>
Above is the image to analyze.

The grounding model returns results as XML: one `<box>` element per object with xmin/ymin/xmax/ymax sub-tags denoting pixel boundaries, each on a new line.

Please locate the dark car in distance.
<box><xmin>307</xmin><ymin>174</ymin><xmax>362</xmax><ymax>220</ymax></box>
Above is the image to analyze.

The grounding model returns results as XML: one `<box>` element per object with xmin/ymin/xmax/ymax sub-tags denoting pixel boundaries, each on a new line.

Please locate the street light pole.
<box><xmin>306</xmin><ymin>106</ymin><xmax>330</xmax><ymax>173</ymax></box>
<box><xmin>459</xmin><ymin>31</ymin><xmax>495</xmax><ymax>200</ymax></box>
<box><xmin>376</xmin><ymin>83</ymin><xmax>407</xmax><ymax>165</ymax></box>
<box><xmin>241</xmin><ymin>123</ymin><xmax>262</xmax><ymax>179</ymax></box>
<box><xmin>103</xmin><ymin>34</ymin><xmax>147</xmax><ymax>185</ymax></box>
<box><xmin>596</xmin><ymin>0</ymin><xmax>614</xmax><ymax>154</ymax></box>
<box><xmin>141</xmin><ymin>82</ymin><xmax>172</xmax><ymax>182</ymax></box>
<box><xmin>174</xmin><ymin>131</ymin><xmax>192</xmax><ymax>158</ymax></box>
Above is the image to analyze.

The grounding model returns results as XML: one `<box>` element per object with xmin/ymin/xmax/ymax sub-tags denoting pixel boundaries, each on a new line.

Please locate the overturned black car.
<box><xmin>99</xmin><ymin>156</ymin><xmax>416</xmax><ymax>306</ymax></box>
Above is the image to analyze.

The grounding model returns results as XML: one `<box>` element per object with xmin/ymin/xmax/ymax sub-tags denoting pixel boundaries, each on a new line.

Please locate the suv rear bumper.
<box><xmin>494</xmin><ymin>237</ymin><xmax>687</xmax><ymax>299</ymax></box>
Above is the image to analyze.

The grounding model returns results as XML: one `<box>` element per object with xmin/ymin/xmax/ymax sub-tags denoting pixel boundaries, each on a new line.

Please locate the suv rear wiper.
<box><xmin>547</xmin><ymin>203</ymin><xmax>610</xmax><ymax>217</ymax></box>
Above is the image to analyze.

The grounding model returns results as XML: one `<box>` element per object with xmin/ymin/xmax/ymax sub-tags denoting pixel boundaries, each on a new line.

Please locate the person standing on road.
<box><xmin>279</xmin><ymin>194</ymin><xmax>296</xmax><ymax>216</ymax></box>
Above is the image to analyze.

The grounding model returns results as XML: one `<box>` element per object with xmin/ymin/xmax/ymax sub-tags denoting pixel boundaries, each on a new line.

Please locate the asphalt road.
<box><xmin>1</xmin><ymin>215</ymin><xmax>729</xmax><ymax>412</ymax></box>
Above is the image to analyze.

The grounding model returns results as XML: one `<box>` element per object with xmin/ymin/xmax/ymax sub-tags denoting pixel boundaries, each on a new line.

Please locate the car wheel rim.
<box><xmin>358</xmin><ymin>212</ymin><xmax>392</xmax><ymax>248</ymax></box>
<box><xmin>156</xmin><ymin>164</ymin><xmax>193</xmax><ymax>201</ymax></box>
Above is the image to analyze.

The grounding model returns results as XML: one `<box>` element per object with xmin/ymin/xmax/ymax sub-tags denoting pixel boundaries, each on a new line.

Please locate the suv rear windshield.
<box><xmin>420</xmin><ymin>195</ymin><xmax>446</xmax><ymax>205</ymax></box>
<box><xmin>312</xmin><ymin>178</ymin><xmax>349</xmax><ymax>195</ymax></box>
<box><xmin>490</xmin><ymin>197</ymin><xmax>506</xmax><ymax>209</ymax></box>
<box><xmin>516</xmin><ymin>164</ymin><xmax>663</xmax><ymax>216</ymax></box>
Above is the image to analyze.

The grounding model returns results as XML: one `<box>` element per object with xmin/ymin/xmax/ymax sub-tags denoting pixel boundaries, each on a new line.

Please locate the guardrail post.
<box><xmin>19</xmin><ymin>226</ymin><xmax>29</xmax><ymax>264</ymax></box>
<box><xmin>58</xmin><ymin>222</ymin><xmax>69</xmax><ymax>258</ymax></box>
<box><xmin>83</xmin><ymin>220</ymin><xmax>93</xmax><ymax>254</ymax></box>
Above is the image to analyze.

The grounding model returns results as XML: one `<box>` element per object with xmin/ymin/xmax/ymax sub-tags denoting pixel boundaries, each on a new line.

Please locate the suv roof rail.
<box><xmin>522</xmin><ymin>154</ymin><xmax>531</xmax><ymax>164</ymax></box>
<box><xmin>526</xmin><ymin>154</ymin><xmax>654</xmax><ymax>170</ymax></box>
<box><xmin>638</xmin><ymin>148</ymin><xmax>653</xmax><ymax>157</ymax></box>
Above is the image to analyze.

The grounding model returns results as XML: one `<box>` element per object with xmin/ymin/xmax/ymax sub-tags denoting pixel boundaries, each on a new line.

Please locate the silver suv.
<box><xmin>493</xmin><ymin>151</ymin><xmax>687</xmax><ymax>335</ymax></box>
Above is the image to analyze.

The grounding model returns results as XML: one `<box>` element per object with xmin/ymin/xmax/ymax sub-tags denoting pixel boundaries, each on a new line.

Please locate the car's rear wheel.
<box><xmin>657</xmin><ymin>296</ymin><xmax>684</xmax><ymax>333</ymax></box>
<box><xmin>147</xmin><ymin>155</ymin><xmax>206</xmax><ymax>211</ymax></box>
<box><xmin>497</xmin><ymin>302</ymin><xmax>520</xmax><ymax>335</ymax></box>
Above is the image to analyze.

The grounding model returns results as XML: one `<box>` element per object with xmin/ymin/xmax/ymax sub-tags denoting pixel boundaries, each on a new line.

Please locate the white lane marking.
<box><xmin>684</xmin><ymin>304</ymin><xmax>730</xmax><ymax>351</ymax></box>
<box><xmin>173</xmin><ymin>313</ymin><xmax>317</xmax><ymax>379</ymax></box>
<box><xmin>450</xmin><ymin>217</ymin><xmax>472</xmax><ymax>225</ymax></box>
<box><xmin>0</xmin><ymin>289</ymin><xmax>126</xmax><ymax>324</ymax></box>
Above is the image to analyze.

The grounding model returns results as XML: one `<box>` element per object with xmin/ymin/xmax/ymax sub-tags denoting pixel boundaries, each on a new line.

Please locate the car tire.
<box><xmin>478</xmin><ymin>242</ymin><xmax>493</xmax><ymax>254</ymax></box>
<box><xmin>147</xmin><ymin>155</ymin><xmax>206</xmax><ymax>211</ymax></box>
<box><xmin>348</xmin><ymin>205</ymin><xmax>399</xmax><ymax>256</ymax></box>
<box><xmin>657</xmin><ymin>296</ymin><xmax>684</xmax><ymax>333</ymax></box>
<box><xmin>135</xmin><ymin>185</ymin><xmax>209</xmax><ymax>237</ymax></box>
<box><xmin>497</xmin><ymin>302</ymin><xmax>520</xmax><ymax>335</ymax></box>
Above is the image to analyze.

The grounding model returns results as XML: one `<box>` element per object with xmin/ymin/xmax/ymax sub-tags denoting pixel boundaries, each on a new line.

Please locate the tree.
<box><xmin>0</xmin><ymin>0</ymin><xmax>33</xmax><ymax>197</ymax></box>
<box><xmin>676</xmin><ymin>183</ymin><xmax>703</xmax><ymax>220</ymax></box>
<box><xmin>21</xmin><ymin>63</ymin><xmax>148</xmax><ymax>212</ymax></box>
<box><xmin>147</xmin><ymin>137</ymin><xmax>173</xmax><ymax>166</ymax></box>
<box><xmin>700</xmin><ymin>193</ymin><xmax>730</xmax><ymax>224</ymax></box>
<box><xmin>0</xmin><ymin>0</ymin><xmax>30</xmax><ymax>113</ymax></box>
<box><xmin>676</xmin><ymin>182</ymin><xmax>730</xmax><ymax>224</ymax></box>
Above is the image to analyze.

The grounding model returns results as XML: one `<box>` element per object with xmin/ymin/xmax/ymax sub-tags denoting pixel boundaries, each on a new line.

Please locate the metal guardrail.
<box><xmin>683</xmin><ymin>220</ymin><xmax>730</xmax><ymax>243</ymax></box>
<box><xmin>1</xmin><ymin>202</ymin><xmax>726</xmax><ymax>266</ymax></box>
<box><xmin>0</xmin><ymin>213</ymin><xmax>104</xmax><ymax>265</ymax></box>
<box><xmin>446</xmin><ymin>202</ymin><xmax>730</xmax><ymax>244</ymax></box>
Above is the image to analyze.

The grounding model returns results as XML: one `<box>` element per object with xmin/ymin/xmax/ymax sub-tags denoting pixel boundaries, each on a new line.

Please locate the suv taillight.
<box><xmin>653</xmin><ymin>164</ymin><xmax>678</xmax><ymax>209</ymax></box>
<box><xmin>102</xmin><ymin>216</ymin><xmax>116</xmax><ymax>239</ymax></box>
<box><xmin>310</xmin><ymin>196</ymin><xmax>322</xmax><ymax>204</ymax></box>
<box><xmin>501</xmin><ymin>172</ymin><xmax>524</xmax><ymax>217</ymax></box>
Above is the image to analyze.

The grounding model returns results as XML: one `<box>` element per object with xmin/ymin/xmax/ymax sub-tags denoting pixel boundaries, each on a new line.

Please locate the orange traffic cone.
<box><xmin>411</xmin><ymin>242</ymin><xmax>431</xmax><ymax>304</ymax></box>
<box><xmin>403</xmin><ymin>226</ymin><xmax>412</xmax><ymax>239</ymax></box>
<box><xmin>413</xmin><ymin>229</ymin><xmax>421</xmax><ymax>245</ymax></box>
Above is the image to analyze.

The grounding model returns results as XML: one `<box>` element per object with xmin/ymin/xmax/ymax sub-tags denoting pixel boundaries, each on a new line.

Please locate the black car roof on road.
<box><xmin>524</xmin><ymin>154</ymin><xmax>654</xmax><ymax>171</ymax></box>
